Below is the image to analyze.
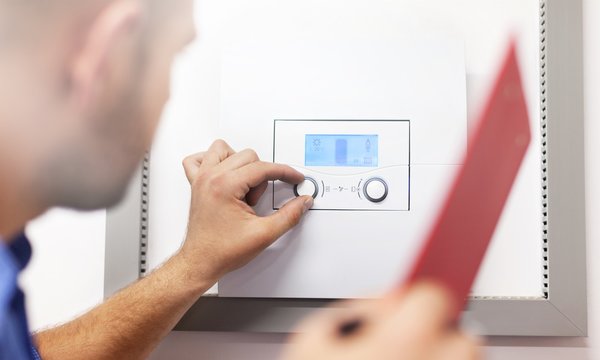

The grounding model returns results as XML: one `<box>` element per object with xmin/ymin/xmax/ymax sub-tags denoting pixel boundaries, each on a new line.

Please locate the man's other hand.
<box><xmin>282</xmin><ymin>283</ymin><xmax>481</xmax><ymax>360</ymax></box>
<box><xmin>179</xmin><ymin>139</ymin><xmax>313</xmax><ymax>284</ymax></box>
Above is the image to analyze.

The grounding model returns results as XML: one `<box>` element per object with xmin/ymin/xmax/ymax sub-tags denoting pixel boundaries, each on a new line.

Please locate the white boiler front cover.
<box><xmin>219</xmin><ymin>36</ymin><xmax>467</xmax><ymax>299</ymax></box>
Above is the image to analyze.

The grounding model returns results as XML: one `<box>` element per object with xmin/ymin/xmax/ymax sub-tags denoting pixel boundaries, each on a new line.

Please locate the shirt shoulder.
<box><xmin>0</xmin><ymin>234</ymin><xmax>36</xmax><ymax>360</ymax></box>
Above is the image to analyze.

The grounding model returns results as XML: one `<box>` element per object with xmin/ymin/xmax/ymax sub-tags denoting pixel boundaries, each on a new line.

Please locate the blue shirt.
<box><xmin>0</xmin><ymin>234</ymin><xmax>41</xmax><ymax>360</ymax></box>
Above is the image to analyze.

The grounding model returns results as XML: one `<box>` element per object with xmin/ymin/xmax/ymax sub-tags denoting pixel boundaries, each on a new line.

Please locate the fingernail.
<box><xmin>302</xmin><ymin>197</ymin><xmax>314</xmax><ymax>213</ymax></box>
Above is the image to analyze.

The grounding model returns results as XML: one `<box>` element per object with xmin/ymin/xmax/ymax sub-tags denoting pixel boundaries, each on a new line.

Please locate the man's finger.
<box><xmin>433</xmin><ymin>333</ymin><xmax>481</xmax><ymax>360</ymax></box>
<box><xmin>290</xmin><ymin>298</ymin><xmax>378</xmax><ymax>347</ymax></box>
<box><xmin>259</xmin><ymin>196</ymin><xmax>313</xmax><ymax>245</ymax></box>
<box><xmin>199</xmin><ymin>139</ymin><xmax>236</xmax><ymax>170</ymax></box>
<box><xmin>379</xmin><ymin>282</ymin><xmax>454</xmax><ymax>344</ymax></box>
<box><xmin>219</xmin><ymin>148</ymin><xmax>260</xmax><ymax>171</ymax></box>
<box><xmin>182</xmin><ymin>152</ymin><xmax>206</xmax><ymax>183</ymax></box>
<box><xmin>236</xmin><ymin>162</ymin><xmax>305</xmax><ymax>189</ymax></box>
<box><xmin>246</xmin><ymin>181</ymin><xmax>269</xmax><ymax>206</ymax></box>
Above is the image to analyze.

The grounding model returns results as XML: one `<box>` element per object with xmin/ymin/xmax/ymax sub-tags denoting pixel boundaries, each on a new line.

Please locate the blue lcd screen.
<box><xmin>305</xmin><ymin>134</ymin><xmax>379</xmax><ymax>167</ymax></box>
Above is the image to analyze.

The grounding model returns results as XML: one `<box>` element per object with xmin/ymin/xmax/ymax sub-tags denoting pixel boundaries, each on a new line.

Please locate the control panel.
<box><xmin>273</xmin><ymin>120</ymin><xmax>410</xmax><ymax>211</ymax></box>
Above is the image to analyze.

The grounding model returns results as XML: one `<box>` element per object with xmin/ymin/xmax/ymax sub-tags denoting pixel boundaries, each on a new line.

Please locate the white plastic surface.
<box><xmin>219</xmin><ymin>36</ymin><xmax>467</xmax><ymax>298</ymax></box>
<box><xmin>146</xmin><ymin>0</ymin><xmax>544</xmax><ymax>299</ymax></box>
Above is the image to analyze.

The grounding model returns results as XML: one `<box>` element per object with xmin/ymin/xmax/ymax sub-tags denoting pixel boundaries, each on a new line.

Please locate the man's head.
<box><xmin>0</xmin><ymin>0</ymin><xmax>195</xmax><ymax>211</ymax></box>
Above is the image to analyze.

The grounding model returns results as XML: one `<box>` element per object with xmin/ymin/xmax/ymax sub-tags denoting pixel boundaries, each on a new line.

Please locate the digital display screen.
<box><xmin>305</xmin><ymin>134</ymin><xmax>379</xmax><ymax>167</ymax></box>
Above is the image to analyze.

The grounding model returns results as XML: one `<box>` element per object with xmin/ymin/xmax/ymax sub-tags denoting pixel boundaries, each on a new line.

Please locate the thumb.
<box><xmin>261</xmin><ymin>196</ymin><xmax>313</xmax><ymax>241</ymax></box>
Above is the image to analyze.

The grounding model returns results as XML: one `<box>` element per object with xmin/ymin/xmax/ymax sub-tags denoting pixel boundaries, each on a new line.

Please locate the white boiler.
<box><xmin>218</xmin><ymin>35</ymin><xmax>467</xmax><ymax>298</ymax></box>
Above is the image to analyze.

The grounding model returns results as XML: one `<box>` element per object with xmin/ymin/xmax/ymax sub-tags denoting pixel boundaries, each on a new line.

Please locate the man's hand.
<box><xmin>282</xmin><ymin>283</ymin><xmax>481</xmax><ymax>360</ymax></box>
<box><xmin>179</xmin><ymin>139</ymin><xmax>313</xmax><ymax>284</ymax></box>
<box><xmin>35</xmin><ymin>140</ymin><xmax>311</xmax><ymax>360</ymax></box>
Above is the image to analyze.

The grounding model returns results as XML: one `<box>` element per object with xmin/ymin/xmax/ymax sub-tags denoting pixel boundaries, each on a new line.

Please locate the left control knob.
<box><xmin>294</xmin><ymin>177</ymin><xmax>319</xmax><ymax>199</ymax></box>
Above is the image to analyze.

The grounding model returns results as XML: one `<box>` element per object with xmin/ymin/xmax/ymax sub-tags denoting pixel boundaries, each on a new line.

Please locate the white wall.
<box><xmin>20</xmin><ymin>0</ymin><xmax>599</xmax><ymax>359</ymax></box>
<box><xmin>583</xmin><ymin>0</ymin><xmax>600</xmax><ymax>358</ymax></box>
<box><xmin>21</xmin><ymin>209</ymin><xmax>106</xmax><ymax>331</ymax></box>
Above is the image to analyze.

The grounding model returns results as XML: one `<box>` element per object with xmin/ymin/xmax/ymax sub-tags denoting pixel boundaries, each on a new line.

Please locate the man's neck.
<box><xmin>0</xmin><ymin>183</ymin><xmax>45</xmax><ymax>242</ymax></box>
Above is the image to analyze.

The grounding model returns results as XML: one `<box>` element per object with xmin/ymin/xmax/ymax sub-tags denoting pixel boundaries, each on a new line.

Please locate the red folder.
<box><xmin>405</xmin><ymin>42</ymin><xmax>531</xmax><ymax>318</ymax></box>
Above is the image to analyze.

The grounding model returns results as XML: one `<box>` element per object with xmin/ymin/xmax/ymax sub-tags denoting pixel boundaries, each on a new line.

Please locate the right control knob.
<box><xmin>363</xmin><ymin>177</ymin><xmax>389</xmax><ymax>203</ymax></box>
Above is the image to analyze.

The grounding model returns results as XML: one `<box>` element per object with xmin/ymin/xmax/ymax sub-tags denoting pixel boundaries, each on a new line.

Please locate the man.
<box><xmin>0</xmin><ymin>0</ymin><xmax>480</xmax><ymax>359</ymax></box>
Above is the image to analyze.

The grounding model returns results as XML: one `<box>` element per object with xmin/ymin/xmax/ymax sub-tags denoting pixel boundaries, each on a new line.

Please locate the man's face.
<box><xmin>10</xmin><ymin>0</ymin><xmax>197</xmax><ymax>210</ymax></box>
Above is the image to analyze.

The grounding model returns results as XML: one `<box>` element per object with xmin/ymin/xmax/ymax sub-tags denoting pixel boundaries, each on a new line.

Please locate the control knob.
<box><xmin>363</xmin><ymin>178</ymin><xmax>388</xmax><ymax>203</ymax></box>
<box><xmin>294</xmin><ymin>177</ymin><xmax>319</xmax><ymax>199</ymax></box>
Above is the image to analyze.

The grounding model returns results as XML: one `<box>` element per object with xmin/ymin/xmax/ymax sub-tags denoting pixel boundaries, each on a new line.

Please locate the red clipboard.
<box><xmin>405</xmin><ymin>42</ymin><xmax>531</xmax><ymax>318</ymax></box>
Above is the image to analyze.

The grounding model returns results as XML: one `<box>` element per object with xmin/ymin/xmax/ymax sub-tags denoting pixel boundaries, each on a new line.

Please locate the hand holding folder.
<box><xmin>283</xmin><ymin>41</ymin><xmax>530</xmax><ymax>360</ymax></box>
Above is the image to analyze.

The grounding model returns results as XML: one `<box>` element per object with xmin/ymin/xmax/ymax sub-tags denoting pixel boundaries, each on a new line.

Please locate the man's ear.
<box><xmin>70</xmin><ymin>0</ymin><xmax>143</xmax><ymax>108</ymax></box>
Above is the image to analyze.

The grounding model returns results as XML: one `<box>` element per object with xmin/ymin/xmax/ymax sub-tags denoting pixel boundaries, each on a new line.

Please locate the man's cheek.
<box><xmin>142</xmin><ymin>75</ymin><xmax>170</xmax><ymax>143</ymax></box>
